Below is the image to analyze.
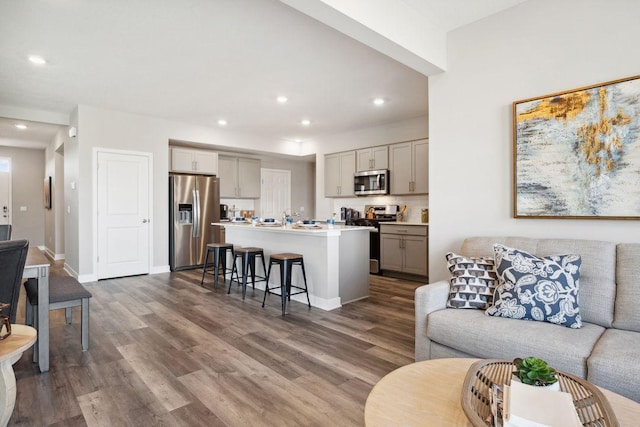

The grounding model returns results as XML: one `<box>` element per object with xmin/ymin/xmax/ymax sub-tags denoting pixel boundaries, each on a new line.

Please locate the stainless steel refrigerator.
<box><xmin>169</xmin><ymin>174</ymin><xmax>221</xmax><ymax>271</ymax></box>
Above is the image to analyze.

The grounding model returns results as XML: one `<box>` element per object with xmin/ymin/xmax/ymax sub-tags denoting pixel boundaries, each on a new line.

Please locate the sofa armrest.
<box><xmin>415</xmin><ymin>280</ymin><xmax>449</xmax><ymax>361</ymax></box>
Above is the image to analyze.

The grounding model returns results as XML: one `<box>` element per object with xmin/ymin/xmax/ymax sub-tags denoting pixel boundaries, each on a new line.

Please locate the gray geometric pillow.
<box><xmin>486</xmin><ymin>244</ymin><xmax>582</xmax><ymax>328</ymax></box>
<box><xmin>446</xmin><ymin>252</ymin><xmax>498</xmax><ymax>309</ymax></box>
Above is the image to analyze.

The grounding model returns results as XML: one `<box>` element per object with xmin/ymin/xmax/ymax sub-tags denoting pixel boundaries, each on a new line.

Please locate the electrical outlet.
<box><xmin>20</xmin><ymin>206</ymin><xmax>27</xmax><ymax>212</ymax></box>
<box><xmin>300</xmin><ymin>206</ymin><xmax>304</xmax><ymax>212</ymax></box>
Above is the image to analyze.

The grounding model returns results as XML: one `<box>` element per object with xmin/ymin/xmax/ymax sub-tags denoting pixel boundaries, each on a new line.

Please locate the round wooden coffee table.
<box><xmin>364</xmin><ymin>358</ymin><xmax>640</xmax><ymax>426</ymax></box>
<box><xmin>0</xmin><ymin>324</ymin><xmax>37</xmax><ymax>427</ymax></box>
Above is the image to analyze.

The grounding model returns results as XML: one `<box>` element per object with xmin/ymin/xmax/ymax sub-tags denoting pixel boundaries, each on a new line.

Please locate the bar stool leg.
<box><xmin>262</xmin><ymin>261</ymin><xmax>273</xmax><ymax>307</ymax></box>
<box><xmin>241</xmin><ymin>252</ymin><xmax>250</xmax><ymax>300</ymax></box>
<box><xmin>228</xmin><ymin>255</ymin><xmax>238</xmax><ymax>294</ymax></box>
<box><xmin>249</xmin><ymin>256</ymin><xmax>256</xmax><ymax>292</ymax></box>
<box><xmin>200</xmin><ymin>247</ymin><xmax>212</xmax><ymax>286</ymax></box>
<box><xmin>286</xmin><ymin>260</ymin><xmax>294</xmax><ymax>302</ymax></box>
<box><xmin>280</xmin><ymin>260</ymin><xmax>288</xmax><ymax>316</ymax></box>
<box><xmin>218</xmin><ymin>250</ymin><xmax>227</xmax><ymax>285</ymax></box>
<box><xmin>299</xmin><ymin>259</ymin><xmax>311</xmax><ymax>308</ymax></box>
<box><xmin>210</xmin><ymin>247</ymin><xmax>218</xmax><ymax>287</ymax></box>
<box><xmin>259</xmin><ymin>253</ymin><xmax>267</xmax><ymax>283</ymax></box>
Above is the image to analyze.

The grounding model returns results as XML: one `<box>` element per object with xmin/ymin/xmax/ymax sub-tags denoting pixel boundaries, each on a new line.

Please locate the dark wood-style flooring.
<box><xmin>10</xmin><ymin>262</ymin><xmax>423</xmax><ymax>426</ymax></box>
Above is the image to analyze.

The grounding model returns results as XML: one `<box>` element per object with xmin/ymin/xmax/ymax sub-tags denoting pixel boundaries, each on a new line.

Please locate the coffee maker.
<box><xmin>220</xmin><ymin>204</ymin><xmax>229</xmax><ymax>220</ymax></box>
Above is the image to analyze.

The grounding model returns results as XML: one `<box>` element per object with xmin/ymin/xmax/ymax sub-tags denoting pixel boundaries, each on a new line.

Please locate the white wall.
<box><xmin>44</xmin><ymin>128</ymin><xmax>66</xmax><ymax>259</ymax></box>
<box><xmin>307</xmin><ymin>115</ymin><xmax>428</xmax><ymax>220</ymax></box>
<box><xmin>429</xmin><ymin>0</ymin><xmax>640</xmax><ymax>282</ymax></box>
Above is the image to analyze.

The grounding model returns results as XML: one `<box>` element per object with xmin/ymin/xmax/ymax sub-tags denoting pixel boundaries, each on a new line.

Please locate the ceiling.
<box><xmin>0</xmin><ymin>0</ymin><xmax>526</xmax><ymax>148</ymax></box>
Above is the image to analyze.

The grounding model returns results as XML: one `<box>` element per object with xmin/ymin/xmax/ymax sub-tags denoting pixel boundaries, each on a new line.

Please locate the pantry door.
<box><xmin>260</xmin><ymin>168</ymin><xmax>290</xmax><ymax>219</ymax></box>
<box><xmin>96</xmin><ymin>150</ymin><xmax>151</xmax><ymax>279</ymax></box>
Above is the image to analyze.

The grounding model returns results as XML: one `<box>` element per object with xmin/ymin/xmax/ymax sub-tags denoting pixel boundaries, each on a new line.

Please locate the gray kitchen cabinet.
<box><xmin>170</xmin><ymin>147</ymin><xmax>218</xmax><ymax>175</ymax></box>
<box><xmin>356</xmin><ymin>146</ymin><xmax>388</xmax><ymax>171</ymax></box>
<box><xmin>380</xmin><ymin>224</ymin><xmax>428</xmax><ymax>276</ymax></box>
<box><xmin>324</xmin><ymin>151</ymin><xmax>355</xmax><ymax>197</ymax></box>
<box><xmin>389</xmin><ymin>139</ymin><xmax>428</xmax><ymax>195</ymax></box>
<box><xmin>219</xmin><ymin>156</ymin><xmax>261</xmax><ymax>198</ymax></box>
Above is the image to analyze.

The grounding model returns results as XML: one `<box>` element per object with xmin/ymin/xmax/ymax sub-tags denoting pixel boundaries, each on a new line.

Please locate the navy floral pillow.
<box><xmin>486</xmin><ymin>244</ymin><xmax>582</xmax><ymax>328</ymax></box>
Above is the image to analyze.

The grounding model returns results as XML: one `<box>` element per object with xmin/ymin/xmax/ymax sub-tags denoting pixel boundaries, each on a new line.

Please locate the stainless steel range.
<box><xmin>346</xmin><ymin>205</ymin><xmax>398</xmax><ymax>274</ymax></box>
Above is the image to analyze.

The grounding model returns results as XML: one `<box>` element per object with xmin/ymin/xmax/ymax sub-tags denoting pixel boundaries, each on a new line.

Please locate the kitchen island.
<box><xmin>213</xmin><ymin>222</ymin><xmax>372</xmax><ymax>310</ymax></box>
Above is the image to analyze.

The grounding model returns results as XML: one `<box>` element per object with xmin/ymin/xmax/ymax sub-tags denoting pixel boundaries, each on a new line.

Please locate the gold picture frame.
<box><xmin>513</xmin><ymin>74</ymin><xmax>640</xmax><ymax>219</ymax></box>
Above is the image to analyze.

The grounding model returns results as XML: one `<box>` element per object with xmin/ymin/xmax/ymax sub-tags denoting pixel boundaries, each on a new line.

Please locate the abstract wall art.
<box><xmin>513</xmin><ymin>75</ymin><xmax>640</xmax><ymax>219</ymax></box>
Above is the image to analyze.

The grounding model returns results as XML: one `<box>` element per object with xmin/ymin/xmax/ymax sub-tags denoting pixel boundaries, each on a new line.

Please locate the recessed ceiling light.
<box><xmin>301</xmin><ymin>119</ymin><xmax>311</xmax><ymax>126</ymax></box>
<box><xmin>14</xmin><ymin>124</ymin><xmax>27</xmax><ymax>130</ymax></box>
<box><xmin>373</xmin><ymin>98</ymin><xmax>385</xmax><ymax>106</ymax></box>
<box><xmin>294</xmin><ymin>139</ymin><xmax>302</xmax><ymax>143</ymax></box>
<box><xmin>28</xmin><ymin>55</ymin><xmax>47</xmax><ymax>65</ymax></box>
<box><xmin>217</xmin><ymin>119</ymin><xmax>227</xmax><ymax>126</ymax></box>
<box><xmin>277</xmin><ymin>95</ymin><xmax>288</xmax><ymax>103</ymax></box>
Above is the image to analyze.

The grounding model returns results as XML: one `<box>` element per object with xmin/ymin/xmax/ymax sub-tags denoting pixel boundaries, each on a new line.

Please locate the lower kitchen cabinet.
<box><xmin>380</xmin><ymin>224</ymin><xmax>428</xmax><ymax>276</ymax></box>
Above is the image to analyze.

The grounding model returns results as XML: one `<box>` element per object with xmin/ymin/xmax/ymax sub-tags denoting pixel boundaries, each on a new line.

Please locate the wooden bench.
<box><xmin>25</xmin><ymin>276</ymin><xmax>92</xmax><ymax>353</ymax></box>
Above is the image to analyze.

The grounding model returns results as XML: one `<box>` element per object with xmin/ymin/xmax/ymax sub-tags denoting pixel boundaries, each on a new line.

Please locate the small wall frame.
<box><xmin>44</xmin><ymin>176</ymin><xmax>52</xmax><ymax>210</ymax></box>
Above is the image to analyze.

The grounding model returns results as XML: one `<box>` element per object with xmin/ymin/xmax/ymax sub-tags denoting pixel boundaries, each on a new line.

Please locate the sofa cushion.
<box><xmin>614</xmin><ymin>244</ymin><xmax>640</xmax><ymax>332</ymax></box>
<box><xmin>588</xmin><ymin>329</ymin><xmax>640</xmax><ymax>402</ymax></box>
<box><xmin>445</xmin><ymin>253</ymin><xmax>497</xmax><ymax>309</ymax></box>
<box><xmin>486</xmin><ymin>244</ymin><xmax>582</xmax><ymax>328</ymax></box>
<box><xmin>426</xmin><ymin>308</ymin><xmax>604</xmax><ymax>378</ymax></box>
<box><xmin>461</xmin><ymin>237</ymin><xmax>616</xmax><ymax>327</ymax></box>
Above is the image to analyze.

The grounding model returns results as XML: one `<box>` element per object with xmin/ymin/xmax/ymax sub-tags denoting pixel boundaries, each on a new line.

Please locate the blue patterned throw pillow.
<box><xmin>486</xmin><ymin>244</ymin><xmax>582</xmax><ymax>328</ymax></box>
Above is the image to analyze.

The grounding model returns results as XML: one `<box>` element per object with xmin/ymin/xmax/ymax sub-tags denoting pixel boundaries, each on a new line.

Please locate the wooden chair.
<box><xmin>25</xmin><ymin>276</ymin><xmax>92</xmax><ymax>353</ymax></box>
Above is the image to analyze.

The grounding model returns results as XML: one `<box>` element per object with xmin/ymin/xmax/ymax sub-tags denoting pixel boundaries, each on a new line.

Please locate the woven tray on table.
<box><xmin>461</xmin><ymin>359</ymin><xmax>619</xmax><ymax>427</ymax></box>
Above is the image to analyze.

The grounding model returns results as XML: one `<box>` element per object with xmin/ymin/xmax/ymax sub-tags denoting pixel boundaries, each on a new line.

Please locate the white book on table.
<box><xmin>503</xmin><ymin>381</ymin><xmax>582</xmax><ymax>427</ymax></box>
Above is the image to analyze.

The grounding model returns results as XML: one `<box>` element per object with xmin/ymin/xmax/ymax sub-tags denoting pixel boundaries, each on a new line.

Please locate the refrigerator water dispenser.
<box><xmin>178</xmin><ymin>204</ymin><xmax>193</xmax><ymax>224</ymax></box>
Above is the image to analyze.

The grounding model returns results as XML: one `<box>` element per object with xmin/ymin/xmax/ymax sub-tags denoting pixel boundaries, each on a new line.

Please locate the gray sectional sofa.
<box><xmin>415</xmin><ymin>236</ymin><xmax>640</xmax><ymax>402</ymax></box>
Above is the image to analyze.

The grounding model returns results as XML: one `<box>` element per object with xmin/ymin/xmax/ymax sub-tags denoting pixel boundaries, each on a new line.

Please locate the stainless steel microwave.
<box><xmin>354</xmin><ymin>169</ymin><xmax>389</xmax><ymax>196</ymax></box>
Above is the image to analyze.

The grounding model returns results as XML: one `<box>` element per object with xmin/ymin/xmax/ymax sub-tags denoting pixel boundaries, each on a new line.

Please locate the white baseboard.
<box><xmin>151</xmin><ymin>265</ymin><xmax>170</xmax><ymax>274</ymax></box>
<box><xmin>77</xmin><ymin>273</ymin><xmax>97</xmax><ymax>283</ymax></box>
<box><xmin>64</xmin><ymin>264</ymin><xmax>97</xmax><ymax>283</ymax></box>
<box><xmin>63</xmin><ymin>263</ymin><xmax>79</xmax><ymax>279</ymax></box>
<box><xmin>43</xmin><ymin>246</ymin><xmax>65</xmax><ymax>261</ymax></box>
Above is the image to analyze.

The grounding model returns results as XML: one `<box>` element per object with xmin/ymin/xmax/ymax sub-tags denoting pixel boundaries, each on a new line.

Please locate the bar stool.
<box><xmin>262</xmin><ymin>253</ymin><xmax>311</xmax><ymax>316</ymax></box>
<box><xmin>200</xmin><ymin>243</ymin><xmax>236</xmax><ymax>288</ymax></box>
<box><xmin>229</xmin><ymin>247</ymin><xmax>267</xmax><ymax>300</ymax></box>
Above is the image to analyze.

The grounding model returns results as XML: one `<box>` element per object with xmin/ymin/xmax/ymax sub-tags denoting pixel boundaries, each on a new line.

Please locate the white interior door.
<box><xmin>0</xmin><ymin>158</ymin><xmax>11</xmax><ymax>225</ymax></box>
<box><xmin>97</xmin><ymin>151</ymin><xmax>150</xmax><ymax>279</ymax></box>
<box><xmin>260</xmin><ymin>168</ymin><xmax>290</xmax><ymax>219</ymax></box>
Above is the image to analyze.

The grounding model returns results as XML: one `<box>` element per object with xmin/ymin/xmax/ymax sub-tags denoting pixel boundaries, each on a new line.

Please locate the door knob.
<box><xmin>142</xmin><ymin>219</ymin><xmax>149</xmax><ymax>223</ymax></box>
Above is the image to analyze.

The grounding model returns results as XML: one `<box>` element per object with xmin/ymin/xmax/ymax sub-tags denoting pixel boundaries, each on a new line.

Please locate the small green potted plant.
<box><xmin>513</xmin><ymin>357</ymin><xmax>560</xmax><ymax>390</ymax></box>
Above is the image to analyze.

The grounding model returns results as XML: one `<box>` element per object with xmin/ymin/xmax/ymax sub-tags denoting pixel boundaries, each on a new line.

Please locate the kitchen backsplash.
<box><xmin>221</xmin><ymin>199</ymin><xmax>255</xmax><ymax>218</ymax></box>
<box><xmin>330</xmin><ymin>194</ymin><xmax>428</xmax><ymax>223</ymax></box>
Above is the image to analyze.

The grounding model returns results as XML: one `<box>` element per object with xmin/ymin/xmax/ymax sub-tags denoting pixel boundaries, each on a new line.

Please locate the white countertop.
<box><xmin>212</xmin><ymin>222</ymin><xmax>374</xmax><ymax>234</ymax></box>
<box><xmin>380</xmin><ymin>222</ymin><xmax>428</xmax><ymax>226</ymax></box>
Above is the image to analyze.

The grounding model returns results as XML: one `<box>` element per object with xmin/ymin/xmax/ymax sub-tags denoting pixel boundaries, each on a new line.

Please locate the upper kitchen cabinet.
<box><xmin>356</xmin><ymin>146</ymin><xmax>388</xmax><ymax>171</ymax></box>
<box><xmin>389</xmin><ymin>139</ymin><xmax>428</xmax><ymax>195</ymax></box>
<box><xmin>170</xmin><ymin>147</ymin><xmax>218</xmax><ymax>175</ymax></box>
<box><xmin>325</xmin><ymin>151</ymin><xmax>355</xmax><ymax>197</ymax></box>
<box><xmin>219</xmin><ymin>156</ymin><xmax>261</xmax><ymax>198</ymax></box>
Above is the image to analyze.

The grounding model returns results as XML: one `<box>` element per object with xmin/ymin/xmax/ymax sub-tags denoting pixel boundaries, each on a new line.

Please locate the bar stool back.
<box><xmin>229</xmin><ymin>247</ymin><xmax>267</xmax><ymax>299</ymax></box>
<box><xmin>262</xmin><ymin>253</ymin><xmax>311</xmax><ymax>315</ymax></box>
<box><xmin>201</xmin><ymin>243</ymin><xmax>235</xmax><ymax>288</ymax></box>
